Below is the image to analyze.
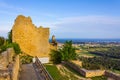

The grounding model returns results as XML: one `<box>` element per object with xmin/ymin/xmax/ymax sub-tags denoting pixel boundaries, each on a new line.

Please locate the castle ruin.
<box><xmin>12</xmin><ymin>15</ymin><xmax>56</xmax><ymax>58</ymax></box>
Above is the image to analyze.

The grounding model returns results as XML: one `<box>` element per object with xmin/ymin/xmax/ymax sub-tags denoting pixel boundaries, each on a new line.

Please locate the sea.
<box><xmin>49</xmin><ymin>38</ymin><xmax>120</xmax><ymax>44</ymax></box>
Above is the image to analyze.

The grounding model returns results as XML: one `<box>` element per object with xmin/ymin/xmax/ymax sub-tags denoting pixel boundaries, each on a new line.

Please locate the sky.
<box><xmin>0</xmin><ymin>0</ymin><xmax>120</xmax><ymax>39</ymax></box>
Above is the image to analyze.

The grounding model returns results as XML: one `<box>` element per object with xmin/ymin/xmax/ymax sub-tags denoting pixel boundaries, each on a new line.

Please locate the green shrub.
<box><xmin>0</xmin><ymin>45</ymin><xmax>6</xmax><ymax>53</ymax></box>
<box><xmin>50</xmin><ymin>50</ymin><xmax>62</xmax><ymax>64</ymax></box>
<box><xmin>60</xmin><ymin>41</ymin><xmax>76</xmax><ymax>61</ymax></box>
<box><xmin>7</xmin><ymin>30</ymin><xmax>12</xmax><ymax>43</ymax></box>
<box><xmin>50</xmin><ymin>41</ymin><xmax>77</xmax><ymax>64</ymax></box>
<box><xmin>20</xmin><ymin>54</ymin><xmax>33</xmax><ymax>64</ymax></box>
<box><xmin>0</xmin><ymin>36</ymin><xmax>5</xmax><ymax>47</ymax></box>
<box><xmin>0</xmin><ymin>42</ymin><xmax>21</xmax><ymax>54</ymax></box>
<box><xmin>12</xmin><ymin>43</ymin><xmax>21</xmax><ymax>54</ymax></box>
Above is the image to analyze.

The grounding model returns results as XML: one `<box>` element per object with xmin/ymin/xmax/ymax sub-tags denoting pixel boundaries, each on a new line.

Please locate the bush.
<box><xmin>50</xmin><ymin>50</ymin><xmax>62</xmax><ymax>64</ymax></box>
<box><xmin>20</xmin><ymin>54</ymin><xmax>33</xmax><ymax>64</ymax></box>
<box><xmin>50</xmin><ymin>41</ymin><xmax>77</xmax><ymax>64</ymax></box>
<box><xmin>0</xmin><ymin>42</ymin><xmax>21</xmax><ymax>54</ymax></box>
<box><xmin>7</xmin><ymin>30</ymin><xmax>12</xmax><ymax>43</ymax></box>
<box><xmin>60</xmin><ymin>41</ymin><xmax>76</xmax><ymax>61</ymax></box>
<box><xmin>0</xmin><ymin>36</ymin><xmax>5</xmax><ymax>47</ymax></box>
<box><xmin>12</xmin><ymin>43</ymin><xmax>21</xmax><ymax>54</ymax></box>
<box><xmin>78</xmin><ymin>56</ymin><xmax>120</xmax><ymax>70</ymax></box>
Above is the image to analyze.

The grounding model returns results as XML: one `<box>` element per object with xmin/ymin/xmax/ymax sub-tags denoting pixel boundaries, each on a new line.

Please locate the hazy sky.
<box><xmin>0</xmin><ymin>0</ymin><xmax>120</xmax><ymax>39</ymax></box>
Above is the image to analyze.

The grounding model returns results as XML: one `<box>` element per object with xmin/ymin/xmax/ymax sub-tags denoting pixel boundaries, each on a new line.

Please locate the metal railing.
<box><xmin>34</xmin><ymin>57</ymin><xmax>53</xmax><ymax>80</ymax></box>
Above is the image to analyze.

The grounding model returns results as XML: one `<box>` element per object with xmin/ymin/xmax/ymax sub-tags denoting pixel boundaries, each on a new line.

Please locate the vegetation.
<box><xmin>0</xmin><ymin>30</ymin><xmax>21</xmax><ymax>54</ymax></box>
<box><xmin>61</xmin><ymin>41</ymin><xmax>76</xmax><ymax>60</ymax></box>
<box><xmin>45</xmin><ymin>64</ymin><xmax>83</xmax><ymax>80</ymax></box>
<box><xmin>89</xmin><ymin>46</ymin><xmax>120</xmax><ymax>59</ymax></box>
<box><xmin>111</xmin><ymin>69</ymin><xmax>120</xmax><ymax>74</ymax></box>
<box><xmin>0</xmin><ymin>42</ymin><xmax>21</xmax><ymax>54</ymax></box>
<box><xmin>0</xmin><ymin>36</ymin><xmax>5</xmax><ymax>47</ymax></box>
<box><xmin>77</xmin><ymin>49</ymin><xmax>97</xmax><ymax>57</ymax></box>
<box><xmin>50</xmin><ymin>50</ymin><xmax>62</xmax><ymax>64</ymax></box>
<box><xmin>44</xmin><ymin>64</ymin><xmax>64</xmax><ymax>80</ymax></box>
<box><xmin>0</xmin><ymin>36</ymin><xmax>6</xmax><ymax>53</ymax></box>
<box><xmin>63</xmin><ymin>64</ymin><xmax>83</xmax><ymax>77</ymax></box>
<box><xmin>91</xmin><ymin>76</ymin><xmax>107</xmax><ymax>80</ymax></box>
<box><xmin>78</xmin><ymin>56</ymin><xmax>120</xmax><ymax>70</ymax></box>
<box><xmin>50</xmin><ymin>41</ymin><xmax>76</xmax><ymax>64</ymax></box>
<box><xmin>20</xmin><ymin>53</ymin><xmax>33</xmax><ymax>64</ymax></box>
<box><xmin>7</xmin><ymin>30</ymin><xmax>12</xmax><ymax>43</ymax></box>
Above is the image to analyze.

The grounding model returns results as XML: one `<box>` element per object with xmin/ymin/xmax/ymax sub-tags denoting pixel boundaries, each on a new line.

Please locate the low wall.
<box><xmin>85</xmin><ymin>70</ymin><xmax>105</xmax><ymax>77</ymax></box>
<box><xmin>0</xmin><ymin>48</ymin><xmax>15</xmax><ymax>70</ymax></box>
<box><xmin>62</xmin><ymin>61</ymin><xmax>105</xmax><ymax>77</ymax></box>
<box><xmin>0</xmin><ymin>70</ymin><xmax>10</xmax><ymax>80</ymax></box>
<box><xmin>105</xmin><ymin>71</ymin><xmax>120</xmax><ymax>80</ymax></box>
<box><xmin>10</xmin><ymin>55</ymin><xmax>19</xmax><ymax>80</ymax></box>
<box><xmin>71</xmin><ymin>60</ymin><xmax>82</xmax><ymax>67</ymax></box>
<box><xmin>62</xmin><ymin>61</ymin><xmax>86</xmax><ymax>76</ymax></box>
<box><xmin>0</xmin><ymin>48</ymin><xmax>20</xmax><ymax>80</ymax></box>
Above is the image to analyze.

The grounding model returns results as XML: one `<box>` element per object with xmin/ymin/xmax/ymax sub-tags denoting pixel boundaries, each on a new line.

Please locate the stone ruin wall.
<box><xmin>0</xmin><ymin>48</ymin><xmax>15</xmax><ymax>70</ymax></box>
<box><xmin>0</xmin><ymin>48</ymin><xmax>19</xmax><ymax>80</ymax></box>
<box><xmin>10</xmin><ymin>55</ymin><xmax>19</xmax><ymax>80</ymax></box>
<box><xmin>12</xmin><ymin>15</ymin><xmax>50</xmax><ymax>57</ymax></box>
<box><xmin>62</xmin><ymin>61</ymin><xmax>105</xmax><ymax>77</ymax></box>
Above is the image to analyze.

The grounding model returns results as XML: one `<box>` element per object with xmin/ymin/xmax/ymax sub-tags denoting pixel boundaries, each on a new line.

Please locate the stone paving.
<box><xmin>19</xmin><ymin>64</ymin><xmax>38</xmax><ymax>80</ymax></box>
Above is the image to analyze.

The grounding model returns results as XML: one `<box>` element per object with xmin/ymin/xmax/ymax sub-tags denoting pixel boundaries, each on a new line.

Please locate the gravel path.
<box><xmin>19</xmin><ymin>64</ymin><xmax>38</xmax><ymax>80</ymax></box>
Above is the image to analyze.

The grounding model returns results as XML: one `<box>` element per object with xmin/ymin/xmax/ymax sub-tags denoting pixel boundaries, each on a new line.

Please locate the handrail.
<box><xmin>34</xmin><ymin>57</ymin><xmax>53</xmax><ymax>80</ymax></box>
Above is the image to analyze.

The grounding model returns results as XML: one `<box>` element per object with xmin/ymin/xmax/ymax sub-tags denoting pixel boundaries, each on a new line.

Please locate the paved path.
<box><xmin>19</xmin><ymin>64</ymin><xmax>38</xmax><ymax>80</ymax></box>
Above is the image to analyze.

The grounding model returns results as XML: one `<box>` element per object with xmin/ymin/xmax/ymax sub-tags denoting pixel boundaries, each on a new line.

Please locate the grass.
<box><xmin>63</xmin><ymin>64</ymin><xmax>84</xmax><ymax>77</ymax></box>
<box><xmin>91</xmin><ymin>76</ymin><xmax>107</xmax><ymax>80</ymax></box>
<box><xmin>88</xmin><ymin>48</ymin><xmax>109</xmax><ymax>52</ymax></box>
<box><xmin>77</xmin><ymin>47</ymin><xmax>110</xmax><ymax>58</ymax></box>
<box><xmin>59</xmin><ymin>65</ymin><xmax>80</xmax><ymax>80</ymax></box>
<box><xmin>44</xmin><ymin>64</ymin><xmax>63</xmax><ymax>80</ymax></box>
<box><xmin>111</xmin><ymin>69</ymin><xmax>120</xmax><ymax>74</ymax></box>
<box><xmin>44</xmin><ymin>64</ymin><xmax>85</xmax><ymax>80</ymax></box>
<box><xmin>78</xmin><ymin>50</ymin><xmax>97</xmax><ymax>57</ymax></box>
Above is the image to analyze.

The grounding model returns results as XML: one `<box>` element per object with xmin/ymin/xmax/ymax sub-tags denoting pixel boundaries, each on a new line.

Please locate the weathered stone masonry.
<box><xmin>12</xmin><ymin>15</ymin><xmax>50</xmax><ymax>57</ymax></box>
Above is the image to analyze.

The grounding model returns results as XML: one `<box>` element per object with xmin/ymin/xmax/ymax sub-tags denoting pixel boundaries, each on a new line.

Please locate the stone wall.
<box><xmin>85</xmin><ymin>70</ymin><xmax>105</xmax><ymax>77</ymax></box>
<box><xmin>62</xmin><ymin>61</ymin><xmax>86</xmax><ymax>76</ymax></box>
<box><xmin>0</xmin><ymin>70</ymin><xmax>10</xmax><ymax>80</ymax></box>
<box><xmin>62</xmin><ymin>61</ymin><xmax>105</xmax><ymax>78</ymax></box>
<box><xmin>10</xmin><ymin>55</ymin><xmax>19</xmax><ymax>80</ymax></box>
<box><xmin>12</xmin><ymin>15</ymin><xmax>50</xmax><ymax>57</ymax></box>
<box><xmin>105</xmin><ymin>71</ymin><xmax>120</xmax><ymax>80</ymax></box>
<box><xmin>0</xmin><ymin>48</ymin><xmax>15</xmax><ymax>70</ymax></box>
<box><xmin>0</xmin><ymin>48</ymin><xmax>19</xmax><ymax>80</ymax></box>
<box><xmin>7</xmin><ymin>48</ymin><xmax>15</xmax><ymax>63</ymax></box>
<box><xmin>0</xmin><ymin>51</ymin><xmax>9</xmax><ymax>70</ymax></box>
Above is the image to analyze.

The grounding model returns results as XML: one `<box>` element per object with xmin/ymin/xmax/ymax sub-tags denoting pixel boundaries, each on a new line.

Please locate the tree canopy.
<box><xmin>50</xmin><ymin>41</ymin><xmax>76</xmax><ymax>64</ymax></box>
<box><xmin>0</xmin><ymin>36</ymin><xmax>5</xmax><ymax>47</ymax></box>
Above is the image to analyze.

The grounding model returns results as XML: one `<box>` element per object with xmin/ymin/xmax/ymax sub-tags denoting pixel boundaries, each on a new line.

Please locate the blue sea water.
<box><xmin>49</xmin><ymin>38</ymin><xmax>120</xmax><ymax>43</ymax></box>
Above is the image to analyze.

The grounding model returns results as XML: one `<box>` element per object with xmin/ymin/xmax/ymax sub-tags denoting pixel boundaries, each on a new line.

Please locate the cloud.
<box><xmin>49</xmin><ymin>16</ymin><xmax>120</xmax><ymax>38</ymax></box>
<box><xmin>56</xmin><ymin>16</ymin><xmax>120</xmax><ymax>25</ymax></box>
<box><xmin>1</xmin><ymin>14</ymin><xmax>120</xmax><ymax>38</ymax></box>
